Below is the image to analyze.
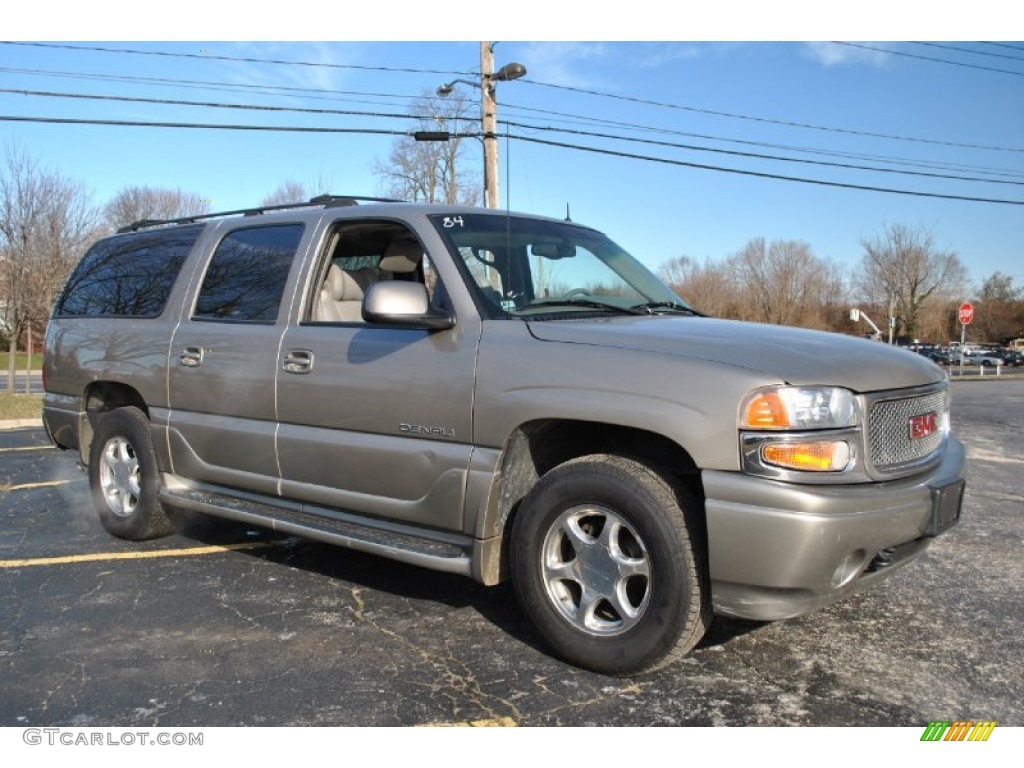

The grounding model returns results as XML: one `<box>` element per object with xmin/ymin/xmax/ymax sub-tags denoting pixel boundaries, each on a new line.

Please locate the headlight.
<box><xmin>740</xmin><ymin>386</ymin><xmax>858</xmax><ymax>430</ymax></box>
<box><xmin>740</xmin><ymin>386</ymin><xmax>860</xmax><ymax>476</ymax></box>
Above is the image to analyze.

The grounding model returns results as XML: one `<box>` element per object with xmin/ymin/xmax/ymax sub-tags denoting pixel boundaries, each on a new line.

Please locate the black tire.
<box><xmin>510</xmin><ymin>454</ymin><xmax>711</xmax><ymax>675</ymax></box>
<box><xmin>88</xmin><ymin>406</ymin><xmax>173</xmax><ymax>541</ymax></box>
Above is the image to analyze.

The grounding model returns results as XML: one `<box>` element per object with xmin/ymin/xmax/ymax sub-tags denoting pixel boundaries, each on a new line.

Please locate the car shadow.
<box><xmin>169</xmin><ymin>509</ymin><xmax>553</xmax><ymax>655</ymax></box>
<box><xmin>169</xmin><ymin>509</ymin><xmax>770</xmax><ymax>669</ymax></box>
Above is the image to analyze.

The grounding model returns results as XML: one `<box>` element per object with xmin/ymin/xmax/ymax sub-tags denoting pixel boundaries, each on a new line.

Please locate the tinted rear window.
<box><xmin>56</xmin><ymin>225</ymin><xmax>203</xmax><ymax>318</ymax></box>
<box><xmin>193</xmin><ymin>224</ymin><xmax>305</xmax><ymax>323</ymax></box>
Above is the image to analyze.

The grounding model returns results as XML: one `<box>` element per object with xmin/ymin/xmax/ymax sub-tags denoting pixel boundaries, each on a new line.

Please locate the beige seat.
<box><xmin>315</xmin><ymin>265</ymin><xmax>368</xmax><ymax>322</ymax></box>
<box><xmin>379</xmin><ymin>239</ymin><xmax>422</xmax><ymax>274</ymax></box>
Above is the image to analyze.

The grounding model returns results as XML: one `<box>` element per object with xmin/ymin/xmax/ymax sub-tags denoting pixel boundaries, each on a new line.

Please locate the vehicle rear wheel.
<box><xmin>88</xmin><ymin>406</ymin><xmax>173</xmax><ymax>540</ymax></box>
<box><xmin>510</xmin><ymin>454</ymin><xmax>710</xmax><ymax>675</ymax></box>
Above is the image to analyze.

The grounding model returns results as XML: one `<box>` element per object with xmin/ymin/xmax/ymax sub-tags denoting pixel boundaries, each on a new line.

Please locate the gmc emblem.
<box><xmin>909</xmin><ymin>412</ymin><xmax>939</xmax><ymax>440</ymax></box>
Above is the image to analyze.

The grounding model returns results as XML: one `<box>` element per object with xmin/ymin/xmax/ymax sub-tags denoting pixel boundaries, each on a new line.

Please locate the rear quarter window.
<box><xmin>193</xmin><ymin>224</ymin><xmax>305</xmax><ymax>323</ymax></box>
<box><xmin>55</xmin><ymin>225</ymin><xmax>203</xmax><ymax>318</ymax></box>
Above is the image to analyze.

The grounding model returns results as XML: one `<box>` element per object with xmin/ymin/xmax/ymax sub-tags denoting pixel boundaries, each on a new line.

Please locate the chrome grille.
<box><xmin>868</xmin><ymin>388</ymin><xmax>947</xmax><ymax>473</ymax></box>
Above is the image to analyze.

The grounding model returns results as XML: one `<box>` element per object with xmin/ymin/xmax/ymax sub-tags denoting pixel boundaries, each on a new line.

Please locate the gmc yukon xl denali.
<box><xmin>42</xmin><ymin>196</ymin><xmax>966</xmax><ymax>674</ymax></box>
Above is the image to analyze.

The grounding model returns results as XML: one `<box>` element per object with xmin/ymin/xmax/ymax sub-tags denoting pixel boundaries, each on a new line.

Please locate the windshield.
<box><xmin>430</xmin><ymin>213</ymin><xmax>689</xmax><ymax>318</ymax></box>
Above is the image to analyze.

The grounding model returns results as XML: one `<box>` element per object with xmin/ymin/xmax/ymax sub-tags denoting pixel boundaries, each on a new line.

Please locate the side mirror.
<box><xmin>362</xmin><ymin>282</ymin><xmax>455</xmax><ymax>330</ymax></box>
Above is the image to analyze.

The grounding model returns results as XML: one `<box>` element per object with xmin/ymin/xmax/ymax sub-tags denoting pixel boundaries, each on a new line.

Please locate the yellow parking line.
<box><xmin>0</xmin><ymin>540</ymin><xmax>282</xmax><ymax>568</ymax></box>
<box><xmin>420</xmin><ymin>717</ymin><xmax>517</xmax><ymax>727</ymax></box>
<box><xmin>2</xmin><ymin>479</ymin><xmax>74</xmax><ymax>491</ymax></box>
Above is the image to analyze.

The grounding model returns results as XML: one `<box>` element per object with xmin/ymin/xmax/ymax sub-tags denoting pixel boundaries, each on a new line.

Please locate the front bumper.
<box><xmin>703</xmin><ymin>436</ymin><xmax>966</xmax><ymax>621</ymax></box>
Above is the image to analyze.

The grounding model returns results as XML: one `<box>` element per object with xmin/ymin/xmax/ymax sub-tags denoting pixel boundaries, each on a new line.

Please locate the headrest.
<box><xmin>379</xmin><ymin>239</ymin><xmax>422</xmax><ymax>273</ymax></box>
<box><xmin>324</xmin><ymin>264</ymin><xmax>364</xmax><ymax>301</ymax></box>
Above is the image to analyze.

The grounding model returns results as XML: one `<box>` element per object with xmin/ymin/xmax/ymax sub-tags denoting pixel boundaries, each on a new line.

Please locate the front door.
<box><xmin>275</xmin><ymin>219</ymin><xmax>477</xmax><ymax>532</ymax></box>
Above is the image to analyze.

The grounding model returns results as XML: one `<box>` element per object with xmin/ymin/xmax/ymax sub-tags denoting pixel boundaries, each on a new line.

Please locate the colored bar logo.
<box><xmin>921</xmin><ymin>721</ymin><xmax>997</xmax><ymax>741</ymax></box>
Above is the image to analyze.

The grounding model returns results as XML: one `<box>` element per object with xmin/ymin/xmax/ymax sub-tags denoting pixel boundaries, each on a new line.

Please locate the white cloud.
<box><xmin>515</xmin><ymin>42</ymin><xmax>613</xmax><ymax>88</ymax></box>
<box><xmin>635</xmin><ymin>44</ymin><xmax>708</xmax><ymax>68</ymax></box>
<box><xmin>216</xmin><ymin>42</ymin><xmax>372</xmax><ymax>99</ymax></box>
<box><xmin>803</xmin><ymin>42</ymin><xmax>893</xmax><ymax>68</ymax></box>
<box><xmin>514</xmin><ymin>42</ymin><xmax>725</xmax><ymax>90</ymax></box>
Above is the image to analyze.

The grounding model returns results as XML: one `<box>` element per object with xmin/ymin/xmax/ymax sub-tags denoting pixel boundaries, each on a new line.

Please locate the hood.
<box><xmin>526</xmin><ymin>316</ymin><xmax>943</xmax><ymax>393</ymax></box>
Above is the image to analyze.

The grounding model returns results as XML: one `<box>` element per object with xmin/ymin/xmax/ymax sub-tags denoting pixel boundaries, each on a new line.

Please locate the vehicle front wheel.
<box><xmin>88</xmin><ymin>406</ymin><xmax>173</xmax><ymax>540</ymax></box>
<box><xmin>510</xmin><ymin>455</ymin><xmax>710</xmax><ymax>675</ymax></box>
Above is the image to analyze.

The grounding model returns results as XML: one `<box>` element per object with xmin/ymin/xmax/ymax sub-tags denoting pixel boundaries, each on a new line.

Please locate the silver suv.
<box><xmin>43</xmin><ymin>196</ymin><xmax>966</xmax><ymax>674</ymax></box>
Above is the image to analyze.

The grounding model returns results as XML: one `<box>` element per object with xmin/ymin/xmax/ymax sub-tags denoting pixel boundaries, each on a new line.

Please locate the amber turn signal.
<box><xmin>761</xmin><ymin>441</ymin><xmax>851</xmax><ymax>472</ymax></box>
<box><xmin>744</xmin><ymin>392</ymin><xmax>790</xmax><ymax>429</ymax></box>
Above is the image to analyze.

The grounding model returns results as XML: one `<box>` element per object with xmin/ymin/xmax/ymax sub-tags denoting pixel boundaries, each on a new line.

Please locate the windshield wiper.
<box><xmin>520</xmin><ymin>298</ymin><xmax>646</xmax><ymax>315</ymax></box>
<box><xmin>631</xmin><ymin>301</ymin><xmax>706</xmax><ymax>316</ymax></box>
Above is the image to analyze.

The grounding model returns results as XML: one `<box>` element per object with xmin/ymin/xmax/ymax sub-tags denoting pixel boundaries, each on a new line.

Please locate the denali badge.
<box><xmin>399</xmin><ymin>423</ymin><xmax>455</xmax><ymax>439</ymax></box>
<box><xmin>909</xmin><ymin>412</ymin><xmax>939</xmax><ymax>440</ymax></box>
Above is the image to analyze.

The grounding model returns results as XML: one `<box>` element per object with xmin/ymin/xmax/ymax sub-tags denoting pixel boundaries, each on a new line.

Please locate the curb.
<box><xmin>946</xmin><ymin>370</ymin><xmax>1024</xmax><ymax>382</ymax></box>
<box><xmin>0</xmin><ymin>418</ymin><xmax>43</xmax><ymax>430</ymax></box>
<box><xmin>1</xmin><ymin>383</ymin><xmax>44</xmax><ymax>429</ymax></box>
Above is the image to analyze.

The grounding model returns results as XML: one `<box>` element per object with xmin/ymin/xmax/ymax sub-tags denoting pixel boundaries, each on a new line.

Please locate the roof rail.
<box><xmin>116</xmin><ymin>194</ymin><xmax>406</xmax><ymax>233</ymax></box>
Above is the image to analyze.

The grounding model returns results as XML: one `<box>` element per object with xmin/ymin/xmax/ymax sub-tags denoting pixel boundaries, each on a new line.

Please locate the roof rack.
<box><xmin>116</xmin><ymin>194</ymin><xmax>405</xmax><ymax>234</ymax></box>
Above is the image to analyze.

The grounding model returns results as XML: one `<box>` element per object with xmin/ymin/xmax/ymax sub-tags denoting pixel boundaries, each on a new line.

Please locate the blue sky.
<box><xmin>3</xmin><ymin>7</ymin><xmax>1022</xmax><ymax>296</ymax></box>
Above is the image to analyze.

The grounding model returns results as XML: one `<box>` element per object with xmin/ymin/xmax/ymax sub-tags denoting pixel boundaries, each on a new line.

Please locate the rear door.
<box><xmin>167</xmin><ymin>221</ymin><xmax>308</xmax><ymax>494</ymax></box>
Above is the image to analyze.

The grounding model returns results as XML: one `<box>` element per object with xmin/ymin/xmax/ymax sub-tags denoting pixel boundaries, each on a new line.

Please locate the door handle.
<box><xmin>179</xmin><ymin>346</ymin><xmax>204</xmax><ymax>367</ymax></box>
<box><xmin>282</xmin><ymin>349</ymin><xmax>314</xmax><ymax>374</ymax></box>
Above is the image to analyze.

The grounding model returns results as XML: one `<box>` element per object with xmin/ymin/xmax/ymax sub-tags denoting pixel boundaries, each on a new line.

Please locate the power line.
<box><xmin>979</xmin><ymin>42</ymin><xmax>1024</xmax><ymax>52</ymax></box>
<box><xmin>510</xmin><ymin>133</ymin><xmax>1024</xmax><ymax>206</ymax></box>
<box><xmin>6</xmin><ymin>63</ymin><xmax>1019</xmax><ymax>181</ymax></box>
<box><xmin>910</xmin><ymin>41</ymin><xmax>1024</xmax><ymax>63</ymax></box>
<box><xmin>832</xmin><ymin>42</ymin><xmax>1024</xmax><ymax>78</ymax></box>
<box><xmin>0</xmin><ymin>65</ymin><xmax>425</xmax><ymax>114</ymax></box>
<box><xmin>8</xmin><ymin>43</ymin><xmax>1015</xmax><ymax>157</ymax></box>
<box><xmin>4</xmin><ymin>112</ymin><xmax>1020</xmax><ymax>206</ymax></box>
<box><xmin>7</xmin><ymin>46</ymin><xmax>1019</xmax><ymax>158</ymax></box>
<box><xmin>0</xmin><ymin>41</ymin><xmax>474</xmax><ymax>77</ymax></box>
<box><xmin>0</xmin><ymin>87</ymin><xmax>428</xmax><ymax>124</ymax></box>
<box><xmin>520</xmin><ymin>77</ymin><xmax>1024</xmax><ymax>154</ymax></box>
<box><xmin>500</xmin><ymin>102</ymin><xmax>1024</xmax><ymax>181</ymax></box>
<box><xmin>0</xmin><ymin>114</ymin><xmax>479</xmax><ymax>140</ymax></box>
<box><xmin>9</xmin><ymin>86</ymin><xmax>1018</xmax><ymax>187</ymax></box>
<box><xmin>502</xmin><ymin>119</ymin><xmax>1024</xmax><ymax>187</ymax></box>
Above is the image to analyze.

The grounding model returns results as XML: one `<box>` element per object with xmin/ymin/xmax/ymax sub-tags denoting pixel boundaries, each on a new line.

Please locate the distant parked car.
<box><xmin>964</xmin><ymin>351</ymin><xmax>1004</xmax><ymax>367</ymax></box>
<box><xmin>927</xmin><ymin>350</ymin><xmax>954</xmax><ymax>365</ymax></box>
<box><xmin>1001</xmin><ymin>350</ymin><xmax>1023</xmax><ymax>367</ymax></box>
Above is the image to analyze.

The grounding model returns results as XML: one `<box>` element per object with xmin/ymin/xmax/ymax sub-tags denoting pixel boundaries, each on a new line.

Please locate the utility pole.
<box><xmin>437</xmin><ymin>45</ymin><xmax>525</xmax><ymax>209</ymax></box>
<box><xmin>480</xmin><ymin>42</ymin><xmax>500</xmax><ymax>210</ymax></box>
<box><xmin>888</xmin><ymin>294</ymin><xmax>895</xmax><ymax>345</ymax></box>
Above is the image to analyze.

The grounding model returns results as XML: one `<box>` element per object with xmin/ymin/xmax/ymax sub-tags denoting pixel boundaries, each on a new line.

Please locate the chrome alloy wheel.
<box><xmin>541</xmin><ymin>505</ymin><xmax>652</xmax><ymax>635</ymax></box>
<box><xmin>98</xmin><ymin>436</ymin><xmax>142</xmax><ymax>518</ymax></box>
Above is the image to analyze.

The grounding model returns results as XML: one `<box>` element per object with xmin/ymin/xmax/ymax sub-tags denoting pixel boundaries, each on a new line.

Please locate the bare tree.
<box><xmin>260</xmin><ymin>177</ymin><xmax>333</xmax><ymax>208</ymax></box>
<box><xmin>374</xmin><ymin>90</ymin><xmax>481</xmax><ymax>205</ymax></box>
<box><xmin>973</xmin><ymin>272</ymin><xmax>1024</xmax><ymax>343</ymax></box>
<box><xmin>261</xmin><ymin>180</ymin><xmax>311</xmax><ymax>207</ymax></box>
<box><xmin>1</xmin><ymin>143</ymin><xmax>103</xmax><ymax>389</ymax></box>
<box><xmin>660</xmin><ymin>255</ymin><xmax>741</xmax><ymax>318</ymax></box>
<box><xmin>730</xmin><ymin>238</ymin><xmax>844</xmax><ymax>329</ymax></box>
<box><xmin>857</xmin><ymin>223</ymin><xmax>967</xmax><ymax>340</ymax></box>
<box><xmin>103</xmin><ymin>185</ymin><xmax>210</xmax><ymax>231</ymax></box>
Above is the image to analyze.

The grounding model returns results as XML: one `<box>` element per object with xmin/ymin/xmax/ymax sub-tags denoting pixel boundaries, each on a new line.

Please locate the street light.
<box><xmin>437</xmin><ymin>43</ymin><xmax>526</xmax><ymax>209</ymax></box>
<box><xmin>437</xmin><ymin>63</ymin><xmax>527</xmax><ymax>96</ymax></box>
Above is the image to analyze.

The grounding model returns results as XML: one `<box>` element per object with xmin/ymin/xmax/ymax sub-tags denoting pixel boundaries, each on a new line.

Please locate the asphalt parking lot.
<box><xmin>1</xmin><ymin>379</ymin><xmax>1022</xmax><ymax>727</ymax></box>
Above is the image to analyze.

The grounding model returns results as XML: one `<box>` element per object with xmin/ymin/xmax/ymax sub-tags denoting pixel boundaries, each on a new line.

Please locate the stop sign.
<box><xmin>958</xmin><ymin>302</ymin><xmax>974</xmax><ymax>325</ymax></box>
